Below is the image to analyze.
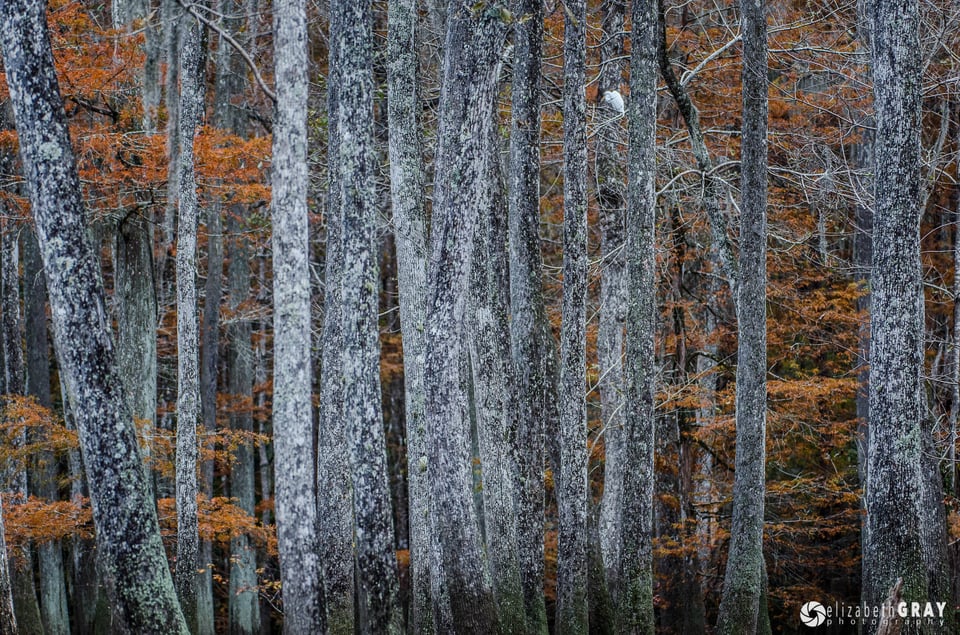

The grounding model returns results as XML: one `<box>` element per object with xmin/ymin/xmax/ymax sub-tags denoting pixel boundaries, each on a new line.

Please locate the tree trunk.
<box><xmin>0</xmin><ymin>0</ymin><xmax>187</xmax><ymax>629</ymax></box>
<box><xmin>174</xmin><ymin>10</ymin><xmax>205</xmax><ymax>627</ymax></box>
<box><xmin>385</xmin><ymin>0</ymin><xmax>433</xmax><ymax>629</ymax></box>
<box><xmin>861</xmin><ymin>0</ymin><xmax>929</xmax><ymax>623</ymax></box>
<box><xmin>0</xmin><ymin>494</ymin><xmax>15</xmax><ymax>635</ymax></box>
<box><xmin>317</xmin><ymin>3</ymin><xmax>355</xmax><ymax>633</ymax></box>
<box><xmin>468</xmin><ymin>122</ymin><xmax>526</xmax><ymax>631</ymax></box>
<box><xmin>557</xmin><ymin>0</ymin><xmax>588</xmax><ymax>630</ymax></box>
<box><xmin>597</xmin><ymin>0</ymin><xmax>627</xmax><ymax>598</ymax></box>
<box><xmin>335</xmin><ymin>0</ymin><xmax>402</xmax><ymax>630</ymax></box>
<box><xmin>425</xmin><ymin>2</ymin><xmax>506</xmax><ymax>630</ymax></box>
<box><xmin>617</xmin><ymin>0</ymin><xmax>657</xmax><ymax>630</ymax></box>
<box><xmin>715</xmin><ymin>0</ymin><xmax>768</xmax><ymax>630</ymax></box>
<box><xmin>507</xmin><ymin>0</ymin><xmax>549</xmax><ymax>629</ymax></box>
<box><xmin>272</xmin><ymin>0</ymin><xmax>326</xmax><ymax>628</ymax></box>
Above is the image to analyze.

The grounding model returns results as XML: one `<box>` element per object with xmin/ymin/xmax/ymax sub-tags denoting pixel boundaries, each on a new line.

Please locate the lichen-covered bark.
<box><xmin>0</xmin><ymin>1</ymin><xmax>187</xmax><ymax>630</ymax></box>
<box><xmin>617</xmin><ymin>0</ymin><xmax>656</xmax><ymax>630</ymax></box>
<box><xmin>385</xmin><ymin>0</ymin><xmax>433</xmax><ymax>629</ymax></box>
<box><xmin>862</xmin><ymin>0</ymin><xmax>928</xmax><ymax>620</ymax></box>
<box><xmin>556</xmin><ymin>0</ymin><xmax>588</xmax><ymax>631</ymax></box>
<box><xmin>0</xmin><ymin>494</ymin><xmax>14</xmax><ymax>635</ymax></box>
<box><xmin>335</xmin><ymin>0</ymin><xmax>402</xmax><ymax>630</ymax></box>
<box><xmin>715</xmin><ymin>0</ymin><xmax>768</xmax><ymax>631</ymax></box>
<box><xmin>317</xmin><ymin>7</ymin><xmax>354</xmax><ymax>626</ymax></box>
<box><xmin>596</xmin><ymin>0</ymin><xmax>627</xmax><ymax>596</ymax></box>
<box><xmin>468</xmin><ymin>122</ymin><xmax>525</xmax><ymax>632</ymax></box>
<box><xmin>271</xmin><ymin>0</ymin><xmax>326</xmax><ymax>628</ymax></box>
<box><xmin>174</xmin><ymin>11</ymin><xmax>205</xmax><ymax>627</ymax></box>
<box><xmin>425</xmin><ymin>3</ymin><xmax>506</xmax><ymax>630</ymax></box>
<box><xmin>507</xmin><ymin>0</ymin><xmax>549</xmax><ymax>629</ymax></box>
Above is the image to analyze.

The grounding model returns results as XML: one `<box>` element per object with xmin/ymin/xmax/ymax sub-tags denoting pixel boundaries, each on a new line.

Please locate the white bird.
<box><xmin>602</xmin><ymin>89</ymin><xmax>625</xmax><ymax>116</ymax></box>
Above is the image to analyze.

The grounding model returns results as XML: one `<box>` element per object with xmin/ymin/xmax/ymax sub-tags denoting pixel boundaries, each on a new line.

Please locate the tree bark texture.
<box><xmin>716</xmin><ymin>0</ymin><xmax>768</xmax><ymax>631</ymax></box>
<box><xmin>386</xmin><ymin>0</ymin><xmax>433</xmax><ymax>630</ymax></box>
<box><xmin>617</xmin><ymin>0</ymin><xmax>657</xmax><ymax>630</ymax></box>
<box><xmin>335</xmin><ymin>0</ymin><xmax>403</xmax><ymax>630</ymax></box>
<box><xmin>425</xmin><ymin>2</ymin><xmax>507</xmax><ymax>630</ymax></box>
<box><xmin>468</xmin><ymin>122</ymin><xmax>526</xmax><ymax>631</ymax></box>
<box><xmin>174</xmin><ymin>10</ymin><xmax>205</xmax><ymax>627</ymax></box>
<box><xmin>557</xmin><ymin>0</ymin><xmax>588</xmax><ymax>631</ymax></box>
<box><xmin>0</xmin><ymin>0</ymin><xmax>188</xmax><ymax>630</ymax></box>
<box><xmin>272</xmin><ymin>0</ymin><xmax>326</xmax><ymax>629</ymax></box>
<box><xmin>863</xmin><ymin>0</ymin><xmax>929</xmax><ymax>621</ymax></box>
<box><xmin>507</xmin><ymin>0</ymin><xmax>549</xmax><ymax>629</ymax></box>
<box><xmin>0</xmin><ymin>494</ymin><xmax>16</xmax><ymax>635</ymax></box>
<box><xmin>597</xmin><ymin>0</ymin><xmax>627</xmax><ymax>596</ymax></box>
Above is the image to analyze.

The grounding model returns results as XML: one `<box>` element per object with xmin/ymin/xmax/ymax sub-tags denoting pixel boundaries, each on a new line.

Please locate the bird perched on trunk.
<box><xmin>602</xmin><ymin>89</ymin><xmax>625</xmax><ymax>116</ymax></box>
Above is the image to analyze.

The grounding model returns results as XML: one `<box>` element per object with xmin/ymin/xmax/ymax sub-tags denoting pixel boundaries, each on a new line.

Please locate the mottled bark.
<box><xmin>617</xmin><ymin>0</ymin><xmax>657</xmax><ymax>630</ymax></box>
<box><xmin>715</xmin><ymin>0</ymin><xmax>768</xmax><ymax>631</ymax></box>
<box><xmin>597</xmin><ymin>0</ymin><xmax>627</xmax><ymax>595</ymax></box>
<box><xmin>861</xmin><ymin>0</ymin><xmax>929</xmax><ymax>622</ymax></box>
<box><xmin>335</xmin><ymin>0</ymin><xmax>402</xmax><ymax>630</ymax></box>
<box><xmin>507</xmin><ymin>0</ymin><xmax>549</xmax><ymax>629</ymax></box>
<box><xmin>557</xmin><ymin>0</ymin><xmax>588</xmax><ymax>631</ymax></box>
<box><xmin>425</xmin><ymin>2</ymin><xmax>506</xmax><ymax>630</ymax></box>
<box><xmin>316</xmin><ymin>14</ymin><xmax>354</xmax><ymax>630</ymax></box>
<box><xmin>0</xmin><ymin>0</ymin><xmax>187</xmax><ymax>629</ymax></box>
<box><xmin>174</xmin><ymin>10</ymin><xmax>205</xmax><ymax>627</ymax></box>
<box><xmin>272</xmin><ymin>0</ymin><xmax>325</xmax><ymax>628</ymax></box>
<box><xmin>386</xmin><ymin>0</ymin><xmax>433</xmax><ymax>629</ymax></box>
<box><xmin>468</xmin><ymin>123</ymin><xmax>525</xmax><ymax>631</ymax></box>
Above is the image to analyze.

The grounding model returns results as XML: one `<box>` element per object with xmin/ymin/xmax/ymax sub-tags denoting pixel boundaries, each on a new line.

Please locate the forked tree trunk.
<box><xmin>0</xmin><ymin>0</ymin><xmax>187</xmax><ymax>629</ymax></box>
<box><xmin>425</xmin><ymin>2</ymin><xmax>506</xmax><ymax>630</ymax></box>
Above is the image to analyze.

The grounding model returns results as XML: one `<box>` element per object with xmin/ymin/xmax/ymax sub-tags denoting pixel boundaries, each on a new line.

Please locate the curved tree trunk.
<box><xmin>0</xmin><ymin>0</ymin><xmax>187</xmax><ymax>629</ymax></box>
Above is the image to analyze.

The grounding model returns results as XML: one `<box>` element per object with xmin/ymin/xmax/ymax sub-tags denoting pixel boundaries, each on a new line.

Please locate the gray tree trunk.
<box><xmin>385</xmin><ymin>0</ymin><xmax>433</xmax><ymax>630</ymax></box>
<box><xmin>23</xmin><ymin>228</ymin><xmax>69</xmax><ymax>635</ymax></box>
<box><xmin>335</xmin><ymin>0</ymin><xmax>402</xmax><ymax>630</ymax></box>
<box><xmin>425</xmin><ymin>3</ymin><xmax>506</xmax><ymax>630</ymax></box>
<box><xmin>557</xmin><ymin>0</ymin><xmax>588</xmax><ymax>630</ymax></box>
<box><xmin>468</xmin><ymin>123</ymin><xmax>526</xmax><ymax>631</ymax></box>
<box><xmin>507</xmin><ymin>0</ymin><xmax>549</xmax><ymax>629</ymax></box>
<box><xmin>0</xmin><ymin>0</ymin><xmax>188</xmax><ymax>629</ymax></box>
<box><xmin>617</xmin><ymin>0</ymin><xmax>657</xmax><ymax>630</ymax></box>
<box><xmin>861</xmin><ymin>0</ymin><xmax>929</xmax><ymax>621</ymax></box>
<box><xmin>317</xmin><ymin>5</ymin><xmax>354</xmax><ymax>632</ymax></box>
<box><xmin>272</xmin><ymin>0</ymin><xmax>326</xmax><ymax>628</ymax></box>
<box><xmin>715</xmin><ymin>0</ymin><xmax>768</xmax><ymax>631</ymax></box>
<box><xmin>174</xmin><ymin>10</ymin><xmax>205</xmax><ymax>627</ymax></box>
<box><xmin>597</xmin><ymin>0</ymin><xmax>627</xmax><ymax>596</ymax></box>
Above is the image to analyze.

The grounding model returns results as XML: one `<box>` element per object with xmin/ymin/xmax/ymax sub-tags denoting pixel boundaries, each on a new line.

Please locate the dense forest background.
<box><xmin>0</xmin><ymin>0</ymin><xmax>956</xmax><ymax>632</ymax></box>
